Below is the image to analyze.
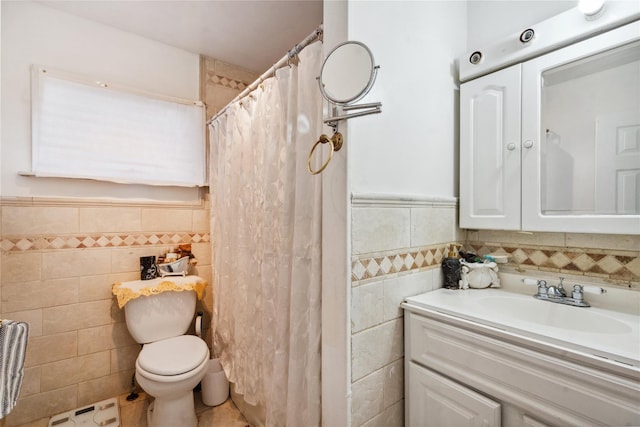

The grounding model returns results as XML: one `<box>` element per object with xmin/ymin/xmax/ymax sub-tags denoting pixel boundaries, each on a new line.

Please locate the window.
<box><xmin>31</xmin><ymin>66</ymin><xmax>205</xmax><ymax>187</ymax></box>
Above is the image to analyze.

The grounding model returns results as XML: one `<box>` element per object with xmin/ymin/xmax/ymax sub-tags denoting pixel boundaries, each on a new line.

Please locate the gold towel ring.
<box><xmin>307</xmin><ymin>132</ymin><xmax>343</xmax><ymax>175</ymax></box>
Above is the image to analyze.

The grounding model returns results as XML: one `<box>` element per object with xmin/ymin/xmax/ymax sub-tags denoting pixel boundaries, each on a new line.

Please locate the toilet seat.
<box><xmin>138</xmin><ymin>335</ymin><xmax>209</xmax><ymax>376</ymax></box>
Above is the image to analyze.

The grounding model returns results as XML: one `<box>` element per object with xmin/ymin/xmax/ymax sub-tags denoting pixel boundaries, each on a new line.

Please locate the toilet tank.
<box><xmin>124</xmin><ymin>290</ymin><xmax>196</xmax><ymax>344</ymax></box>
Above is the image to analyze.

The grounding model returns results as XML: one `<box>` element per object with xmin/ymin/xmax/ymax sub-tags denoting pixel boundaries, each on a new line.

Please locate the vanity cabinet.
<box><xmin>404</xmin><ymin>309</ymin><xmax>640</xmax><ymax>427</ymax></box>
<box><xmin>460</xmin><ymin>21</ymin><xmax>640</xmax><ymax>234</ymax></box>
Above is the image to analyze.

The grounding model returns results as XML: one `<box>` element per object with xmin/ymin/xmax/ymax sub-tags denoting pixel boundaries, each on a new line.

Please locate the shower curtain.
<box><xmin>209</xmin><ymin>42</ymin><xmax>323</xmax><ymax>427</ymax></box>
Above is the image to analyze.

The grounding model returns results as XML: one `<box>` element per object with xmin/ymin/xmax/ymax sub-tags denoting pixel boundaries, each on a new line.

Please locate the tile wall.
<box><xmin>350</xmin><ymin>194</ymin><xmax>639</xmax><ymax>427</ymax></box>
<box><xmin>466</xmin><ymin>230</ymin><xmax>640</xmax><ymax>288</ymax></box>
<box><xmin>350</xmin><ymin>194</ymin><xmax>461</xmax><ymax>427</ymax></box>
<box><xmin>0</xmin><ymin>199</ymin><xmax>211</xmax><ymax>426</ymax></box>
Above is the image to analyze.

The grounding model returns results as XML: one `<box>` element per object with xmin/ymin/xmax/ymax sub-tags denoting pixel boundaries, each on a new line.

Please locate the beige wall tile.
<box><xmin>21</xmin><ymin>366</ymin><xmax>41</xmax><ymax>397</ymax></box>
<box><xmin>566</xmin><ymin>233</ymin><xmax>640</xmax><ymax>251</ymax></box>
<box><xmin>411</xmin><ymin>206</ymin><xmax>458</xmax><ymax>247</ymax></box>
<box><xmin>191</xmin><ymin>242</ymin><xmax>211</xmax><ymax>266</ymax></box>
<box><xmin>211</xmin><ymin>58</ymin><xmax>258</xmax><ymax>83</ymax></box>
<box><xmin>141</xmin><ymin>208</ymin><xmax>193</xmax><ymax>232</ymax></box>
<box><xmin>1</xmin><ymin>278</ymin><xmax>78</xmax><ymax>312</ymax></box>
<box><xmin>351</xmin><ymin>281</ymin><xmax>383</xmax><ymax>334</ymax></box>
<box><xmin>383</xmin><ymin>359</ymin><xmax>403</xmax><ymax>407</ymax></box>
<box><xmin>475</xmin><ymin>230</ymin><xmax>565</xmax><ymax>246</ymax></box>
<box><xmin>110</xmin><ymin>344</ymin><xmax>141</xmax><ymax>374</ymax></box>
<box><xmin>43</xmin><ymin>300</ymin><xmax>112</xmax><ymax>335</ymax></box>
<box><xmin>78</xmin><ymin>322</ymin><xmax>135</xmax><ymax>355</ymax></box>
<box><xmin>206</xmin><ymin>84</ymin><xmax>243</xmax><ymax>111</ymax></box>
<box><xmin>42</xmin><ymin>249</ymin><xmax>111</xmax><ymax>280</ymax></box>
<box><xmin>24</xmin><ymin>331</ymin><xmax>78</xmax><ymax>367</ymax></box>
<box><xmin>40</xmin><ymin>351</ymin><xmax>110</xmax><ymax>392</ymax></box>
<box><xmin>79</xmin><ymin>207</ymin><xmax>141</xmax><ymax>233</ymax></box>
<box><xmin>77</xmin><ymin>369</ymin><xmax>134</xmax><ymax>407</ymax></box>
<box><xmin>383</xmin><ymin>271</ymin><xmax>432</xmax><ymax>322</ymax></box>
<box><xmin>351</xmin><ymin>319</ymin><xmax>403</xmax><ymax>381</ymax></box>
<box><xmin>3</xmin><ymin>385</ymin><xmax>76</xmax><ymax>427</ymax></box>
<box><xmin>2</xmin><ymin>252</ymin><xmax>41</xmax><ymax>283</ymax></box>
<box><xmin>2</xmin><ymin>206</ymin><xmax>78</xmax><ymax>235</ymax></box>
<box><xmin>110</xmin><ymin>246</ymin><xmax>164</xmax><ymax>274</ymax></box>
<box><xmin>0</xmin><ymin>309</ymin><xmax>43</xmax><ymax>337</ymax></box>
<box><xmin>351</xmin><ymin>369</ymin><xmax>384</xmax><ymax>427</ymax></box>
<box><xmin>352</xmin><ymin>207</ymin><xmax>411</xmax><ymax>255</ymax></box>
<box><xmin>78</xmin><ymin>275</ymin><xmax>115</xmax><ymax>302</ymax></box>
<box><xmin>361</xmin><ymin>400</ymin><xmax>403</xmax><ymax>427</ymax></box>
<box><xmin>25</xmin><ymin>332</ymin><xmax>77</xmax><ymax>368</ymax></box>
<box><xmin>192</xmin><ymin>208</ymin><xmax>210</xmax><ymax>232</ymax></box>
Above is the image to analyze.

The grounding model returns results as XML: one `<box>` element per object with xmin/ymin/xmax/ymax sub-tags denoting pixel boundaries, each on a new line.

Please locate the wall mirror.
<box><xmin>540</xmin><ymin>40</ymin><xmax>640</xmax><ymax>216</ymax></box>
<box><xmin>319</xmin><ymin>41</ymin><xmax>377</xmax><ymax>104</ymax></box>
<box><xmin>317</xmin><ymin>41</ymin><xmax>382</xmax><ymax>129</ymax></box>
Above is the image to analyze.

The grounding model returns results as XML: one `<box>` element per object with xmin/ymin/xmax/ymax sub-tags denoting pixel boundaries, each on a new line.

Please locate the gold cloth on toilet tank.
<box><xmin>112</xmin><ymin>275</ymin><xmax>207</xmax><ymax>308</ymax></box>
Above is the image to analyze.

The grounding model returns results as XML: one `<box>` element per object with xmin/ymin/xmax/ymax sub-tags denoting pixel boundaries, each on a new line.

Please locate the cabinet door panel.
<box><xmin>460</xmin><ymin>64</ymin><xmax>521</xmax><ymax>230</ymax></box>
<box><xmin>521</xmin><ymin>22</ymin><xmax>640</xmax><ymax>234</ymax></box>
<box><xmin>408</xmin><ymin>362</ymin><xmax>501</xmax><ymax>427</ymax></box>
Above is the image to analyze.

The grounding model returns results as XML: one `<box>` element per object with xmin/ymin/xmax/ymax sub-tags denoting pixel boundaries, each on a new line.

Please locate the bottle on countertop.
<box><xmin>442</xmin><ymin>244</ymin><xmax>461</xmax><ymax>289</ymax></box>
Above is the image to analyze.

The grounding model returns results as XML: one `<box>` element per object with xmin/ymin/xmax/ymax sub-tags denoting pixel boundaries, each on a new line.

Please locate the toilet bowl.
<box><xmin>119</xmin><ymin>283</ymin><xmax>209</xmax><ymax>427</ymax></box>
<box><xmin>136</xmin><ymin>335</ymin><xmax>209</xmax><ymax>427</ymax></box>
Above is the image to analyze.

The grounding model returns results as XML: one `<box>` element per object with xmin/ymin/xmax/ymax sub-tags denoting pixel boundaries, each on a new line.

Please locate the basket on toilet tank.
<box><xmin>157</xmin><ymin>256</ymin><xmax>191</xmax><ymax>277</ymax></box>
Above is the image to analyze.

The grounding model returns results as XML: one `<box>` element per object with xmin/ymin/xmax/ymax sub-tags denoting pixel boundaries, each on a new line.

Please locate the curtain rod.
<box><xmin>207</xmin><ymin>24</ymin><xmax>323</xmax><ymax>125</ymax></box>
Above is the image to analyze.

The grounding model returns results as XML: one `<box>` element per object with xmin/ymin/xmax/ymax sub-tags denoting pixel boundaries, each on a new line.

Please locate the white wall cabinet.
<box><xmin>460</xmin><ymin>21</ymin><xmax>640</xmax><ymax>234</ymax></box>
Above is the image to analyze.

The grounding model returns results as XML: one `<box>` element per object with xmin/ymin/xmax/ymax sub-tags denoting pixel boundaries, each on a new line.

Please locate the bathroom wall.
<box><xmin>1</xmin><ymin>0</ymin><xmax>200</xmax><ymax>202</ymax></box>
<box><xmin>348</xmin><ymin>1</ymin><xmax>467</xmax><ymax>198</ymax></box>
<box><xmin>335</xmin><ymin>1</ymin><xmax>638</xmax><ymax>426</ymax></box>
<box><xmin>350</xmin><ymin>195</ymin><xmax>462</xmax><ymax>426</ymax></box>
<box><xmin>341</xmin><ymin>1</ymin><xmax>468</xmax><ymax>425</ymax></box>
<box><xmin>0</xmin><ymin>3</ymin><xmax>249</xmax><ymax>426</ymax></box>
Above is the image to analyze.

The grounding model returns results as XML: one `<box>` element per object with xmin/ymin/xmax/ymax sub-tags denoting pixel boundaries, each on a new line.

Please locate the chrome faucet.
<box><xmin>524</xmin><ymin>277</ymin><xmax>606</xmax><ymax>307</ymax></box>
<box><xmin>546</xmin><ymin>277</ymin><xmax>567</xmax><ymax>298</ymax></box>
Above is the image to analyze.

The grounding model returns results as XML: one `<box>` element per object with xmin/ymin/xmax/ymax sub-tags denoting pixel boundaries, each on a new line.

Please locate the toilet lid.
<box><xmin>138</xmin><ymin>335</ymin><xmax>209</xmax><ymax>376</ymax></box>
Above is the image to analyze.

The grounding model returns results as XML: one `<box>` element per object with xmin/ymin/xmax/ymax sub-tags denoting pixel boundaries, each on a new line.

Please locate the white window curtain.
<box><xmin>31</xmin><ymin>67</ymin><xmax>205</xmax><ymax>187</ymax></box>
<box><xmin>209</xmin><ymin>41</ymin><xmax>323</xmax><ymax>427</ymax></box>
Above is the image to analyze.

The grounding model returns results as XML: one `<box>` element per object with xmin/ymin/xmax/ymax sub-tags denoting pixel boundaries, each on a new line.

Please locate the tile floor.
<box><xmin>119</xmin><ymin>390</ymin><xmax>250</xmax><ymax>427</ymax></box>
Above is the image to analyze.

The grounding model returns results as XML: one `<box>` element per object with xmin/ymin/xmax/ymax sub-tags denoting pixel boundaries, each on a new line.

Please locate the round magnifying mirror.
<box><xmin>318</xmin><ymin>41</ymin><xmax>377</xmax><ymax>105</ymax></box>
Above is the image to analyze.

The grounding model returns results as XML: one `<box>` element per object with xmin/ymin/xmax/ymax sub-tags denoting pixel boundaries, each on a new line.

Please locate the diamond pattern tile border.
<box><xmin>353</xmin><ymin>242</ymin><xmax>640</xmax><ymax>285</ymax></box>
<box><xmin>1</xmin><ymin>233</ymin><xmax>210</xmax><ymax>252</ymax></box>
<box><xmin>352</xmin><ymin>244</ymin><xmax>450</xmax><ymax>282</ymax></box>
<box><xmin>466</xmin><ymin>242</ymin><xmax>639</xmax><ymax>284</ymax></box>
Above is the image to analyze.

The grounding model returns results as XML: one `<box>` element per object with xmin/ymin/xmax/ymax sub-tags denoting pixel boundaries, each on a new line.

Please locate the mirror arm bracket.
<box><xmin>324</xmin><ymin>102</ymin><xmax>382</xmax><ymax>130</ymax></box>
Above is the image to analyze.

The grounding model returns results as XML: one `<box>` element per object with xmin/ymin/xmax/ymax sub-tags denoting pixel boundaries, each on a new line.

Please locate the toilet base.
<box><xmin>146</xmin><ymin>393</ymin><xmax>197</xmax><ymax>427</ymax></box>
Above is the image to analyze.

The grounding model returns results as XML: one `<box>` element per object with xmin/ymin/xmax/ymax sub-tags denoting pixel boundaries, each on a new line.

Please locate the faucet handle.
<box><xmin>522</xmin><ymin>277</ymin><xmax>549</xmax><ymax>296</ymax></box>
<box><xmin>582</xmin><ymin>285</ymin><xmax>606</xmax><ymax>295</ymax></box>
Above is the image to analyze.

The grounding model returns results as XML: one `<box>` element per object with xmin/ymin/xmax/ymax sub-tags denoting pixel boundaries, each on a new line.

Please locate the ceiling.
<box><xmin>38</xmin><ymin>0</ymin><xmax>323</xmax><ymax>74</ymax></box>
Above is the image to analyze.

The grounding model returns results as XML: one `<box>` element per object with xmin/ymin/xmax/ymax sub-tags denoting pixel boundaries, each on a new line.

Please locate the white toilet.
<box><xmin>123</xmin><ymin>289</ymin><xmax>210</xmax><ymax>427</ymax></box>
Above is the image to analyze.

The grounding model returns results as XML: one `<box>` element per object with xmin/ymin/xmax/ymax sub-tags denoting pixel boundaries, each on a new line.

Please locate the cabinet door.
<box><xmin>521</xmin><ymin>21</ymin><xmax>640</xmax><ymax>234</ymax></box>
<box><xmin>460</xmin><ymin>64</ymin><xmax>521</xmax><ymax>230</ymax></box>
<box><xmin>408</xmin><ymin>362</ymin><xmax>501</xmax><ymax>427</ymax></box>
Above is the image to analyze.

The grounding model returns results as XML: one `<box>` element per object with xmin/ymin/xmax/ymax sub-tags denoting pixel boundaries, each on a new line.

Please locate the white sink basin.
<box><xmin>403</xmin><ymin>288</ymin><xmax>640</xmax><ymax>368</ymax></box>
<box><xmin>474</xmin><ymin>295</ymin><xmax>632</xmax><ymax>334</ymax></box>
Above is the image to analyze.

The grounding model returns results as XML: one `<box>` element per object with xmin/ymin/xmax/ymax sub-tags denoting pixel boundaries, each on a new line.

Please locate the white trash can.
<box><xmin>201</xmin><ymin>358</ymin><xmax>229</xmax><ymax>406</ymax></box>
